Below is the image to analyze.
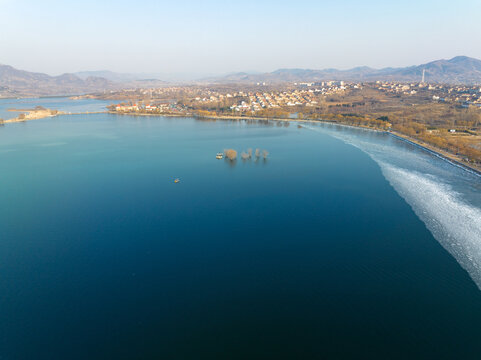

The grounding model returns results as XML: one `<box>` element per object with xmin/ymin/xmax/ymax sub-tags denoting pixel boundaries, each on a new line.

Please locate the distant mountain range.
<box><xmin>75</xmin><ymin>70</ymin><xmax>143</xmax><ymax>83</ymax></box>
<box><xmin>1</xmin><ymin>56</ymin><xmax>480</xmax><ymax>97</ymax></box>
<box><xmin>0</xmin><ymin>64</ymin><xmax>116</xmax><ymax>96</ymax></box>
<box><xmin>205</xmin><ymin>56</ymin><xmax>481</xmax><ymax>85</ymax></box>
<box><xmin>74</xmin><ymin>70</ymin><xmax>168</xmax><ymax>83</ymax></box>
<box><xmin>0</xmin><ymin>66</ymin><xmax>168</xmax><ymax>97</ymax></box>
<box><xmin>74</xmin><ymin>70</ymin><xmax>209</xmax><ymax>83</ymax></box>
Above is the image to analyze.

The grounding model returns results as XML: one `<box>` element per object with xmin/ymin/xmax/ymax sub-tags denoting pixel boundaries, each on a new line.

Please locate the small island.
<box><xmin>4</xmin><ymin>106</ymin><xmax>64</xmax><ymax>123</ymax></box>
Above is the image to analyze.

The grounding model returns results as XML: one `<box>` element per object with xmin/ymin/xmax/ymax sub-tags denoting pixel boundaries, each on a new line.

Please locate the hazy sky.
<box><xmin>1</xmin><ymin>0</ymin><xmax>480</xmax><ymax>76</ymax></box>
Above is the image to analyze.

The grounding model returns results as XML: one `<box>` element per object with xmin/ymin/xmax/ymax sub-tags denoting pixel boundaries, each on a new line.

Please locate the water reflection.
<box><xmin>224</xmin><ymin>147</ymin><xmax>269</xmax><ymax>167</ymax></box>
<box><xmin>195</xmin><ymin>116</ymin><xmax>291</xmax><ymax>128</ymax></box>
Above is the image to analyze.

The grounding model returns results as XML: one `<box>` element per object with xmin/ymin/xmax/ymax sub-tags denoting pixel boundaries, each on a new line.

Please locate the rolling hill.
<box><xmin>207</xmin><ymin>56</ymin><xmax>481</xmax><ymax>84</ymax></box>
<box><xmin>0</xmin><ymin>65</ymin><xmax>115</xmax><ymax>96</ymax></box>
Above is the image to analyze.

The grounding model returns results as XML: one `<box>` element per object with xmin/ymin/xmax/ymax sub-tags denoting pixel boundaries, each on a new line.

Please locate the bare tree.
<box><xmin>224</xmin><ymin>149</ymin><xmax>237</xmax><ymax>161</ymax></box>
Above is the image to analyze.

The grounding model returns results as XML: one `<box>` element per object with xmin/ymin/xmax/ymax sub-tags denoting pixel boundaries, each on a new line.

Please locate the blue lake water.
<box><xmin>1</xmin><ymin>105</ymin><xmax>481</xmax><ymax>359</ymax></box>
<box><xmin>0</xmin><ymin>97</ymin><xmax>115</xmax><ymax>120</ymax></box>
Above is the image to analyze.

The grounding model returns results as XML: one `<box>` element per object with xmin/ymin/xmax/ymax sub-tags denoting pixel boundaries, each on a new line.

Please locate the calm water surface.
<box><xmin>0</xmin><ymin>109</ymin><xmax>481</xmax><ymax>359</ymax></box>
<box><xmin>0</xmin><ymin>97</ymin><xmax>115</xmax><ymax>120</ymax></box>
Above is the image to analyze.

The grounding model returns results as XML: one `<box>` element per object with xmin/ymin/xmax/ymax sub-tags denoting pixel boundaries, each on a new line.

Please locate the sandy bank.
<box><xmin>4</xmin><ymin>109</ymin><xmax>65</xmax><ymax>123</ymax></box>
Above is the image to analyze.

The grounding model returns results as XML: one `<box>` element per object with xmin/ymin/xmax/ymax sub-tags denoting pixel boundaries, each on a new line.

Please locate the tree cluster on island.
<box><xmin>224</xmin><ymin>148</ymin><xmax>269</xmax><ymax>162</ymax></box>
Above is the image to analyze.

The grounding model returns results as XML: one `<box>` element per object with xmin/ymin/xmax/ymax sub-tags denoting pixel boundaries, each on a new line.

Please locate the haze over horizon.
<box><xmin>1</xmin><ymin>0</ymin><xmax>481</xmax><ymax>77</ymax></box>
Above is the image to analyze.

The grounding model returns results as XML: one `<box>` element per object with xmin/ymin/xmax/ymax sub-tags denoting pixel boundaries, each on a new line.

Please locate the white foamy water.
<box><xmin>381</xmin><ymin>163</ymin><xmax>481</xmax><ymax>287</ymax></box>
<box><xmin>303</xmin><ymin>122</ymin><xmax>481</xmax><ymax>288</ymax></box>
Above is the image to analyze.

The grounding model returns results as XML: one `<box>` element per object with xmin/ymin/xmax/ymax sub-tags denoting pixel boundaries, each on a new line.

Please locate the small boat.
<box><xmin>216</xmin><ymin>152</ymin><xmax>223</xmax><ymax>159</ymax></box>
<box><xmin>174</xmin><ymin>178</ymin><xmax>180</xmax><ymax>183</ymax></box>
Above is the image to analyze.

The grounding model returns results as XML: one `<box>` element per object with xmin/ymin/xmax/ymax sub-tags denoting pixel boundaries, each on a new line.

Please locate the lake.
<box><xmin>0</xmin><ymin>97</ymin><xmax>115</xmax><ymax>120</ymax></box>
<box><xmin>1</xmin><ymin>104</ymin><xmax>481</xmax><ymax>359</ymax></box>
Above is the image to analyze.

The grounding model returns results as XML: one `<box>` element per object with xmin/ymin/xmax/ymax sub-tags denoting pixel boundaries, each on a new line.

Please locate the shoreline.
<box><xmin>109</xmin><ymin>111</ymin><xmax>386</xmax><ymax>131</ymax></box>
<box><xmin>387</xmin><ymin>132</ymin><xmax>481</xmax><ymax>176</ymax></box>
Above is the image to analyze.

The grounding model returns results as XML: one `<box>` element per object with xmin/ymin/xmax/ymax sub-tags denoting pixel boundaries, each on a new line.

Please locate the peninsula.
<box><xmin>4</xmin><ymin>106</ymin><xmax>64</xmax><ymax>123</ymax></box>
